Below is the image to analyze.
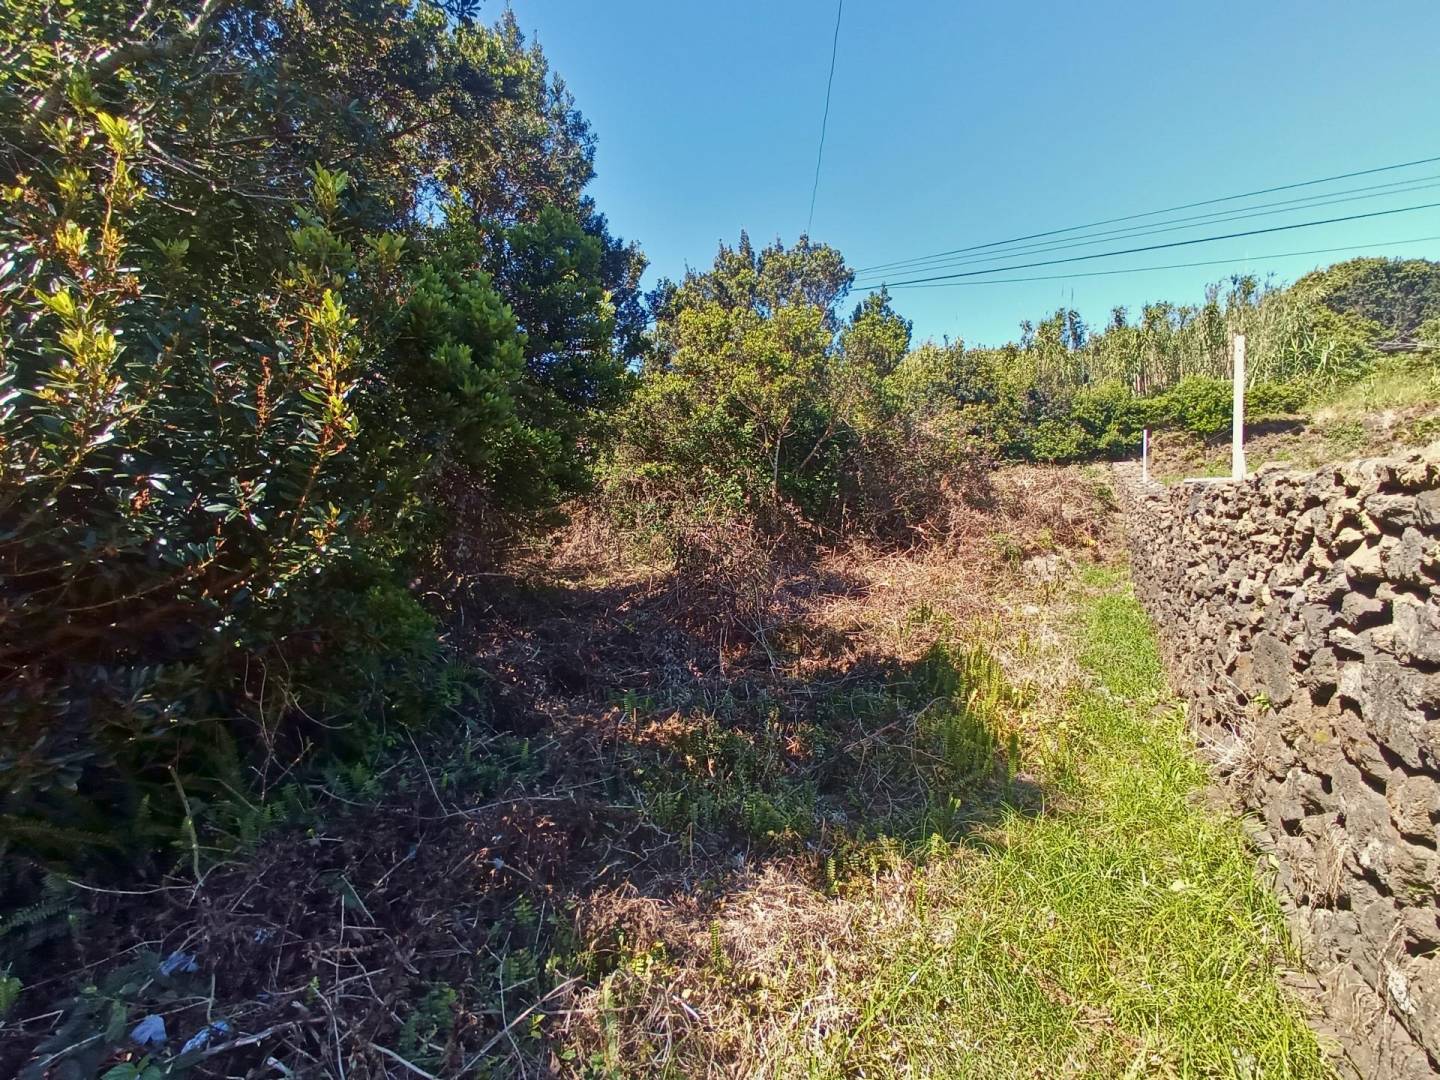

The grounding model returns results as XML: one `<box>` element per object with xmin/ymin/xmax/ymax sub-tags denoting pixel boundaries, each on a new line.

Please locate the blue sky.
<box><xmin>508</xmin><ymin>0</ymin><xmax>1440</xmax><ymax>346</ymax></box>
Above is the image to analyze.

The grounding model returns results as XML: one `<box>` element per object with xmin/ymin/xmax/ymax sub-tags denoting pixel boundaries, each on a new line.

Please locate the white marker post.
<box><xmin>1231</xmin><ymin>333</ymin><xmax>1247</xmax><ymax>482</ymax></box>
<box><xmin>1142</xmin><ymin>427</ymin><xmax>1150</xmax><ymax>484</ymax></box>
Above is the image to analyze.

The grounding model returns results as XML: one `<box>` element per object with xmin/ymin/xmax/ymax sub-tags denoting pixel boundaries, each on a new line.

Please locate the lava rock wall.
<box><xmin>1114</xmin><ymin>448</ymin><xmax>1440</xmax><ymax>1078</ymax></box>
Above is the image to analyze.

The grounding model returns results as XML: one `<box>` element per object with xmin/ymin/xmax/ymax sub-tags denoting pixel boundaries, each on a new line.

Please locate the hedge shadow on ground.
<box><xmin>2</xmin><ymin>557</ymin><xmax>1045</xmax><ymax>1079</ymax></box>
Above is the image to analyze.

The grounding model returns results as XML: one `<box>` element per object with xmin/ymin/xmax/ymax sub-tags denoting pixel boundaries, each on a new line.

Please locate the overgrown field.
<box><xmin>5</xmin><ymin>2</ymin><xmax>1430</xmax><ymax>1074</ymax></box>
<box><xmin>539</xmin><ymin>570</ymin><xmax>1331</xmax><ymax>1078</ymax></box>
<box><xmin>1</xmin><ymin>469</ymin><xmax>1330</xmax><ymax>1078</ymax></box>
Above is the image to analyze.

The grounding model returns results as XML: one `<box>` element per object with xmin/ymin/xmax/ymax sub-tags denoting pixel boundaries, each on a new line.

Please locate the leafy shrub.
<box><xmin>1247</xmin><ymin>380</ymin><xmax>1307</xmax><ymax>417</ymax></box>
<box><xmin>0</xmin><ymin>103</ymin><xmax>460</xmax><ymax>904</ymax></box>
<box><xmin>604</xmin><ymin>238</ymin><xmax>978</xmax><ymax>544</ymax></box>
<box><xmin>1026</xmin><ymin>419</ymin><xmax>1094</xmax><ymax>463</ymax></box>
<box><xmin>1301</xmin><ymin>256</ymin><xmax>1440</xmax><ymax>337</ymax></box>
<box><xmin>1155</xmin><ymin>377</ymin><xmax>1232</xmax><ymax>437</ymax></box>
<box><xmin>0</xmin><ymin>0</ymin><xmax>642</xmax><ymax>934</ymax></box>
<box><xmin>1068</xmin><ymin>380</ymin><xmax>1141</xmax><ymax>440</ymax></box>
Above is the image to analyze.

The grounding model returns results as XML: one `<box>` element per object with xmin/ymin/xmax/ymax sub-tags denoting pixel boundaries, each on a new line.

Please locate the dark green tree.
<box><xmin>841</xmin><ymin>288</ymin><xmax>913</xmax><ymax>379</ymax></box>
<box><xmin>0</xmin><ymin>0</ymin><xmax>644</xmax><ymax>916</ymax></box>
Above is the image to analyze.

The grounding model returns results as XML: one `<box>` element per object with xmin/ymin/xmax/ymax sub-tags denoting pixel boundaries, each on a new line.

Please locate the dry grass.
<box><xmin>441</xmin><ymin>463</ymin><xmax>1120</xmax><ymax>1075</ymax></box>
<box><xmin>544</xmin><ymin>564</ymin><xmax>1329</xmax><ymax>1079</ymax></box>
<box><xmin>8</xmin><ymin>465</ymin><xmax>1326</xmax><ymax>1079</ymax></box>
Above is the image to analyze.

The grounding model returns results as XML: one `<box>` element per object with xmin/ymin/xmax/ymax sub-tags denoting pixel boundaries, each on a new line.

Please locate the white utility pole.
<box><xmin>1231</xmin><ymin>333</ymin><xmax>1247</xmax><ymax>481</ymax></box>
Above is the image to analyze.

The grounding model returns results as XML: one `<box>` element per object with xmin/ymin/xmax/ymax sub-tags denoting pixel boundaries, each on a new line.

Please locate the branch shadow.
<box><xmin>6</xmin><ymin>556</ymin><xmax>1053</xmax><ymax>1078</ymax></box>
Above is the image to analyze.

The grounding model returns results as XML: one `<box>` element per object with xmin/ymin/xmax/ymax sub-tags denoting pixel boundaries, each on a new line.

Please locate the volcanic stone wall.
<box><xmin>1113</xmin><ymin>448</ymin><xmax>1440</xmax><ymax>1079</ymax></box>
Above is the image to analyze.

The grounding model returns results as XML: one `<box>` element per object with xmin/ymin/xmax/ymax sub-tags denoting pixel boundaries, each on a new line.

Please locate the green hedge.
<box><xmin>1014</xmin><ymin>376</ymin><xmax>1307</xmax><ymax>463</ymax></box>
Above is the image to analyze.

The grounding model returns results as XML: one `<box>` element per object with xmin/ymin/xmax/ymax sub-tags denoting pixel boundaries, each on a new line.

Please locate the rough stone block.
<box><xmin>1392</xmin><ymin>595</ymin><xmax>1440</xmax><ymax>665</ymax></box>
<box><xmin>1358</xmin><ymin>661</ymin><xmax>1425</xmax><ymax>769</ymax></box>
<box><xmin>1400</xmin><ymin>953</ymin><xmax>1440</xmax><ymax>1062</ymax></box>
<box><xmin>1341</xmin><ymin>590</ymin><xmax>1387</xmax><ymax>625</ymax></box>
<box><xmin>1388</xmin><ymin>775</ymin><xmax>1440</xmax><ymax>842</ymax></box>
<box><xmin>1252</xmin><ymin>632</ymin><xmax>1294</xmax><ymax>707</ymax></box>
<box><xmin>1345</xmin><ymin>539</ymin><xmax>1388</xmax><ymax>580</ymax></box>
<box><xmin>1110</xmin><ymin>451</ymin><xmax>1440</xmax><ymax>1080</ymax></box>
<box><xmin>1308</xmin><ymin>646</ymin><xmax>1339</xmax><ymax>688</ymax></box>
<box><xmin>1366</xmin><ymin>492</ymin><xmax>1422</xmax><ymax>528</ymax></box>
<box><xmin>1416</xmin><ymin>488</ymin><xmax>1440</xmax><ymax>527</ymax></box>
<box><xmin>1387</xmin><ymin>527</ymin><xmax>1434</xmax><ymax>585</ymax></box>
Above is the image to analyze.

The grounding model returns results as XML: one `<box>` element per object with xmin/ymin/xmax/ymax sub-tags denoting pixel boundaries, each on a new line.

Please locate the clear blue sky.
<box><xmin>508</xmin><ymin>0</ymin><xmax>1440</xmax><ymax>346</ymax></box>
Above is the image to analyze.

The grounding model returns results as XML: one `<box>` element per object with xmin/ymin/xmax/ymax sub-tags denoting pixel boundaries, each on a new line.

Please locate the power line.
<box><xmin>855</xmin><ymin>172</ymin><xmax>1440</xmax><ymax>282</ymax></box>
<box><xmin>878</xmin><ymin>235</ymin><xmax>1440</xmax><ymax>289</ymax></box>
<box><xmin>851</xmin><ymin>175</ymin><xmax>1440</xmax><ymax>288</ymax></box>
<box><xmin>853</xmin><ymin>153</ymin><xmax>1440</xmax><ymax>275</ymax></box>
<box><xmin>857</xmin><ymin>200</ymin><xmax>1440</xmax><ymax>288</ymax></box>
<box><xmin>858</xmin><ymin>153</ymin><xmax>1440</xmax><ymax>274</ymax></box>
<box><xmin>857</xmin><ymin>178</ymin><xmax>1440</xmax><ymax>287</ymax></box>
<box><xmin>805</xmin><ymin>0</ymin><xmax>844</xmax><ymax>237</ymax></box>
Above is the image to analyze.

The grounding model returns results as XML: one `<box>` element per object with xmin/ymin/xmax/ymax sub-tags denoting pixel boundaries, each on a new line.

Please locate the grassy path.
<box><xmin>774</xmin><ymin>568</ymin><xmax>1330</xmax><ymax>1078</ymax></box>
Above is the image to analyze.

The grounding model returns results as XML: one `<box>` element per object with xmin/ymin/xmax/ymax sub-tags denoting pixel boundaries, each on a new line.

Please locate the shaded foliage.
<box><xmin>1302</xmin><ymin>256</ymin><xmax>1440</xmax><ymax>337</ymax></box>
<box><xmin>603</xmin><ymin>237</ymin><xmax>980</xmax><ymax>543</ymax></box>
<box><xmin>0</xmin><ymin>0</ymin><xmax>641</xmax><ymax>938</ymax></box>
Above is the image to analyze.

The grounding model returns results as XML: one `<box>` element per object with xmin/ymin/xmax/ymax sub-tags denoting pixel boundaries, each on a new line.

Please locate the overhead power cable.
<box><xmin>858</xmin><ymin>200</ymin><xmax>1440</xmax><ymax>288</ymax></box>
<box><xmin>851</xmin><ymin>175</ymin><xmax>1440</xmax><ymax>288</ymax></box>
<box><xmin>805</xmin><ymin>0</ymin><xmax>844</xmax><ymax>237</ymax></box>
<box><xmin>854</xmin><ymin>153</ymin><xmax>1440</xmax><ymax>275</ymax></box>
<box><xmin>853</xmin><ymin>172</ymin><xmax>1440</xmax><ymax>283</ymax></box>
<box><xmin>878</xmin><ymin>235</ymin><xmax>1440</xmax><ymax>289</ymax></box>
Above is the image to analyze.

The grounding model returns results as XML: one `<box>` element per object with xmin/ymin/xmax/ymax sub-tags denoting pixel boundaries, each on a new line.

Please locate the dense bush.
<box><xmin>0</xmin><ymin>120</ymin><xmax>403</xmax><ymax>873</ymax></box>
<box><xmin>1248</xmin><ymin>380</ymin><xmax>1308</xmax><ymax>417</ymax></box>
<box><xmin>602</xmin><ymin>236</ymin><xmax>989</xmax><ymax>545</ymax></box>
<box><xmin>971</xmin><ymin>375</ymin><xmax>1310</xmax><ymax>464</ymax></box>
<box><xmin>1154</xmin><ymin>377</ymin><xmax>1233</xmax><ymax>437</ymax></box>
<box><xmin>926</xmin><ymin>261</ymin><xmax>1440</xmax><ymax>463</ymax></box>
<box><xmin>829</xmin><ymin>322</ymin><xmax>1326</xmax><ymax>467</ymax></box>
<box><xmin>1300</xmin><ymin>257</ymin><xmax>1440</xmax><ymax>337</ymax></box>
<box><xmin>0</xmin><ymin>0</ymin><xmax>642</xmax><ymax>920</ymax></box>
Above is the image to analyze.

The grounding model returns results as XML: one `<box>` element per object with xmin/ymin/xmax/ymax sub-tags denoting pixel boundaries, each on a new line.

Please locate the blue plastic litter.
<box><xmin>159</xmin><ymin>950</ymin><xmax>199</xmax><ymax>976</ymax></box>
<box><xmin>131</xmin><ymin>1014</ymin><xmax>167</xmax><ymax>1046</ymax></box>
<box><xmin>181</xmin><ymin>1019</ymin><xmax>233</xmax><ymax>1054</ymax></box>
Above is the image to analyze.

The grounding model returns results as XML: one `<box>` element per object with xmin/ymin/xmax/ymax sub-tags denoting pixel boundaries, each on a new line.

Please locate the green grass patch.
<box><xmin>630</xmin><ymin>625</ymin><xmax>1023</xmax><ymax>854</ymax></box>
<box><xmin>1314</xmin><ymin>354</ymin><xmax>1440</xmax><ymax>414</ymax></box>
<box><xmin>778</xmin><ymin>568</ymin><xmax>1329</xmax><ymax>1078</ymax></box>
